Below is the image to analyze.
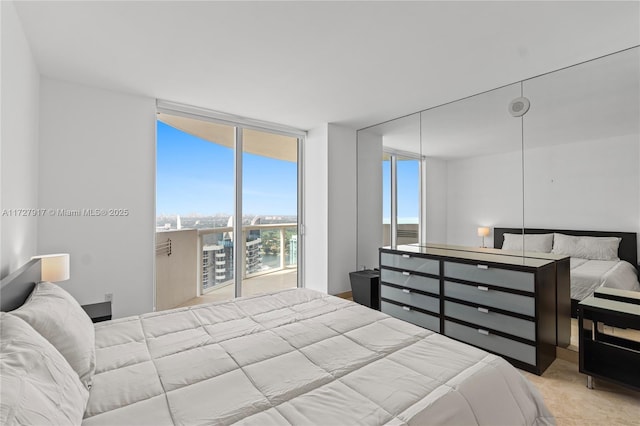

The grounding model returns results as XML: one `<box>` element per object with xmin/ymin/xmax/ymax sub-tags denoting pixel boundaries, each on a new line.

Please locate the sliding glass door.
<box><xmin>241</xmin><ymin>128</ymin><xmax>299</xmax><ymax>297</ymax></box>
<box><xmin>156</xmin><ymin>108</ymin><xmax>302</xmax><ymax>308</ymax></box>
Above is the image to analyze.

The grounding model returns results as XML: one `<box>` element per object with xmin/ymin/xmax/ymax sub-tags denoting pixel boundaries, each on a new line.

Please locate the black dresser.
<box><xmin>379</xmin><ymin>245</ymin><xmax>569</xmax><ymax>375</ymax></box>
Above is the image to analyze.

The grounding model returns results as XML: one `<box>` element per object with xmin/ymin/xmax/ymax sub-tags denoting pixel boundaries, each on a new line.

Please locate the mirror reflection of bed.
<box><xmin>494</xmin><ymin>228</ymin><xmax>640</xmax><ymax>350</ymax></box>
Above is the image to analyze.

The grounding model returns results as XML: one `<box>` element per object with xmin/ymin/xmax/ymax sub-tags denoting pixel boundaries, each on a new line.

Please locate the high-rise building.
<box><xmin>201</xmin><ymin>216</ymin><xmax>264</xmax><ymax>289</ymax></box>
<box><xmin>289</xmin><ymin>234</ymin><xmax>297</xmax><ymax>265</ymax></box>
<box><xmin>246</xmin><ymin>238</ymin><xmax>262</xmax><ymax>274</ymax></box>
<box><xmin>202</xmin><ymin>243</ymin><xmax>228</xmax><ymax>289</ymax></box>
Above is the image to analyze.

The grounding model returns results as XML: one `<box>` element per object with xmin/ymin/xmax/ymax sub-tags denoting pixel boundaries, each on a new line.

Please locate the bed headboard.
<box><xmin>493</xmin><ymin>227</ymin><xmax>638</xmax><ymax>268</ymax></box>
<box><xmin>0</xmin><ymin>259</ymin><xmax>40</xmax><ymax>312</ymax></box>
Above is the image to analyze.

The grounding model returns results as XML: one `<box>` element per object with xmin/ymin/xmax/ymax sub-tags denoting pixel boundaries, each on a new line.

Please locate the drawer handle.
<box><xmin>478</xmin><ymin>329</ymin><xmax>490</xmax><ymax>336</ymax></box>
<box><xmin>402</xmin><ymin>271</ymin><xmax>411</xmax><ymax>276</ymax></box>
<box><xmin>478</xmin><ymin>307</ymin><xmax>489</xmax><ymax>314</ymax></box>
<box><xmin>402</xmin><ymin>306</ymin><xmax>411</xmax><ymax>311</ymax></box>
<box><xmin>477</xmin><ymin>264</ymin><xmax>489</xmax><ymax>270</ymax></box>
<box><xmin>477</xmin><ymin>286</ymin><xmax>489</xmax><ymax>292</ymax></box>
<box><xmin>402</xmin><ymin>289</ymin><xmax>411</xmax><ymax>294</ymax></box>
<box><xmin>402</xmin><ymin>254</ymin><xmax>411</xmax><ymax>259</ymax></box>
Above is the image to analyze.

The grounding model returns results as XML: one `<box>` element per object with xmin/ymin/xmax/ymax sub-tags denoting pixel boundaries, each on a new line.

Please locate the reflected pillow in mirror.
<box><xmin>552</xmin><ymin>233</ymin><xmax>621</xmax><ymax>261</ymax></box>
<box><xmin>502</xmin><ymin>233</ymin><xmax>554</xmax><ymax>253</ymax></box>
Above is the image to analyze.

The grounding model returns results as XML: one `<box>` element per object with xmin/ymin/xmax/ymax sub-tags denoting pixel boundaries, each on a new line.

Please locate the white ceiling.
<box><xmin>14</xmin><ymin>1</ymin><xmax>640</xmax><ymax>131</ymax></box>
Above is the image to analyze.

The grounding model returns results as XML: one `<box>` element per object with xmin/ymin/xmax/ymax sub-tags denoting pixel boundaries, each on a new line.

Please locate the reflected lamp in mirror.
<box><xmin>31</xmin><ymin>253</ymin><xmax>70</xmax><ymax>283</ymax></box>
<box><xmin>477</xmin><ymin>227</ymin><xmax>490</xmax><ymax>248</ymax></box>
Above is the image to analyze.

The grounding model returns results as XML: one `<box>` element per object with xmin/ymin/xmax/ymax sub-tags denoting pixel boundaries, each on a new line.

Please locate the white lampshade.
<box><xmin>477</xmin><ymin>227</ymin><xmax>490</xmax><ymax>237</ymax></box>
<box><xmin>32</xmin><ymin>253</ymin><xmax>70</xmax><ymax>282</ymax></box>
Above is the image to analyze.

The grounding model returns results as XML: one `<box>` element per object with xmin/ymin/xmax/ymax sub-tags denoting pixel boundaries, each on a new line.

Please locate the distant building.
<box><xmin>289</xmin><ymin>234</ymin><xmax>297</xmax><ymax>265</ymax></box>
<box><xmin>201</xmin><ymin>216</ymin><xmax>264</xmax><ymax>289</ymax></box>
<box><xmin>202</xmin><ymin>243</ymin><xmax>229</xmax><ymax>289</ymax></box>
<box><xmin>246</xmin><ymin>238</ymin><xmax>262</xmax><ymax>274</ymax></box>
<box><xmin>246</xmin><ymin>216</ymin><xmax>263</xmax><ymax>274</ymax></box>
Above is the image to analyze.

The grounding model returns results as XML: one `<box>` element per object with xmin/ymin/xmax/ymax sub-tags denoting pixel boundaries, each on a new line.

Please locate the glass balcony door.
<box><xmin>240</xmin><ymin>128</ymin><xmax>299</xmax><ymax>297</ymax></box>
<box><xmin>156</xmin><ymin>108</ymin><xmax>302</xmax><ymax>308</ymax></box>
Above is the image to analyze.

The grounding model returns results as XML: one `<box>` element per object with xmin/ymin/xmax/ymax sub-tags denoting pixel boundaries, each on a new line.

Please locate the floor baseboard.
<box><xmin>335</xmin><ymin>290</ymin><xmax>353</xmax><ymax>300</ymax></box>
<box><xmin>556</xmin><ymin>346</ymin><xmax>579</xmax><ymax>364</ymax></box>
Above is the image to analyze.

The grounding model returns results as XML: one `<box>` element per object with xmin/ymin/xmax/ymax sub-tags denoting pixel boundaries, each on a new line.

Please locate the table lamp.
<box><xmin>31</xmin><ymin>253</ymin><xmax>70</xmax><ymax>283</ymax></box>
<box><xmin>477</xmin><ymin>227</ymin><xmax>490</xmax><ymax>248</ymax></box>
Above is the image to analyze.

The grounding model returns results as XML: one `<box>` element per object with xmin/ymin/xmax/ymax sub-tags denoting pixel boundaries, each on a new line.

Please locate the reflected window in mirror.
<box><xmin>382</xmin><ymin>151</ymin><xmax>421</xmax><ymax>247</ymax></box>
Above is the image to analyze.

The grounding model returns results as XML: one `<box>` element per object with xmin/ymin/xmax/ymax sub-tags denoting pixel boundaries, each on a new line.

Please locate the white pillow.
<box><xmin>551</xmin><ymin>233</ymin><xmax>621</xmax><ymax>261</ymax></box>
<box><xmin>11</xmin><ymin>282</ymin><xmax>96</xmax><ymax>389</ymax></box>
<box><xmin>0</xmin><ymin>312</ymin><xmax>89</xmax><ymax>425</ymax></box>
<box><xmin>502</xmin><ymin>233</ymin><xmax>554</xmax><ymax>253</ymax></box>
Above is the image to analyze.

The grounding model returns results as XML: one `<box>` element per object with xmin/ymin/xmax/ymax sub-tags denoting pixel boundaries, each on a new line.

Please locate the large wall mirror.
<box><xmin>357</xmin><ymin>46</ymin><xmax>640</xmax><ymax>350</ymax></box>
<box><xmin>421</xmin><ymin>83</ymin><xmax>524</xmax><ymax>249</ymax></box>
<box><xmin>357</xmin><ymin>113</ymin><xmax>421</xmax><ymax>270</ymax></box>
<box><xmin>522</xmin><ymin>47</ymin><xmax>639</xmax><ymax>242</ymax></box>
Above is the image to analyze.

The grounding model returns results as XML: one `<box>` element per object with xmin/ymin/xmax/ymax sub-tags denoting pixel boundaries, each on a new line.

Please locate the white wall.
<box><xmin>303</xmin><ymin>125</ymin><xmax>329</xmax><ymax>293</ymax></box>
<box><xmin>356</xmin><ymin>130</ymin><xmax>383</xmax><ymax>271</ymax></box>
<box><xmin>0</xmin><ymin>1</ymin><xmax>41</xmax><ymax>278</ymax></box>
<box><xmin>524</xmin><ymin>135</ymin><xmax>639</xmax><ymax>240</ymax></box>
<box><xmin>38</xmin><ymin>78</ymin><xmax>156</xmax><ymax>318</ymax></box>
<box><xmin>441</xmin><ymin>135</ymin><xmax>639</xmax><ymax>250</ymax></box>
<box><xmin>446</xmin><ymin>150</ymin><xmax>523</xmax><ymax>248</ymax></box>
<box><xmin>304</xmin><ymin>123</ymin><xmax>358</xmax><ymax>295</ymax></box>
<box><xmin>327</xmin><ymin>124</ymin><xmax>357</xmax><ymax>295</ymax></box>
<box><xmin>424</xmin><ymin>157</ymin><xmax>447</xmax><ymax>244</ymax></box>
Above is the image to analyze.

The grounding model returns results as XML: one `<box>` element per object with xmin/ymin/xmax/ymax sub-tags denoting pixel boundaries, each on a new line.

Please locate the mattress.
<box><xmin>82</xmin><ymin>288</ymin><xmax>554</xmax><ymax>425</ymax></box>
<box><xmin>570</xmin><ymin>258</ymin><xmax>640</xmax><ymax>301</ymax></box>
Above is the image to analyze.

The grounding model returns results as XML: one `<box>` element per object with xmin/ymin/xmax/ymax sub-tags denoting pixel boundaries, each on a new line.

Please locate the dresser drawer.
<box><xmin>444</xmin><ymin>301</ymin><xmax>535</xmax><ymax>341</ymax></box>
<box><xmin>444</xmin><ymin>261</ymin><xmax>534</xmax><ymax>293</ymax></box>
<box><xmin>444</xmin><ymin>281</ymin><xmax>534</xmax><ymax>317</ymax></box>
<box><xmin>381</xmin><ymin>253</ymin><xmax>439</xmax><ymax>275</ymax></box>
<box><xmin>382</xmin><ymin>301</ymin><xmax>440</xmax><ymax>333</ymax></box>
<box><xmin>380</xmin><ymin>269</ymin><xmax>439</xmax><ymax>294</ymax></box>
<box><xmin>381</xmin><ymin>285</ymin><xmax>440</xmax><ymax>314</ymax></box>
<box><xmin>444</xmin><ymin>320</ymin><xmax>535</xmax><ymax>365</ymax></box>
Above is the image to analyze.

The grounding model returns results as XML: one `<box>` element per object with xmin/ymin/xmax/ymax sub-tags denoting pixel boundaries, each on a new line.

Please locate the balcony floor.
<box><xmin>178</xmin><ymin>268</ymin><xmax>298</xmax><ymax>307</ymax></box>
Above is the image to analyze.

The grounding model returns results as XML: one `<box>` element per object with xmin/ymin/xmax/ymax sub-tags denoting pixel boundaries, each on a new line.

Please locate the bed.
<box><xmin>1</xmin><ymin>259</ymin><xmax>554</xmax><ymax>425</ymax></box>
<box><xmin>494</xmin><ymin>228</ymin><xmax>640</xmax><ymax>316</ymax></box>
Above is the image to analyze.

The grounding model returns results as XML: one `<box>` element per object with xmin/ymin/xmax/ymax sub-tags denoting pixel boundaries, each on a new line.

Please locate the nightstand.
<box><xmin>578</xmin><ymin>287</ymin><xmax>640</xmax><ymax>391</ymax></box>
<box><xmin>81</xmin><ymin>301</ymin><xmax>112</xmax><ymax>323</ymax></box>
<box><xmin>349</xmin><ymin>269</ymin><xmax>380</xmax><ymax>310</ymax></box>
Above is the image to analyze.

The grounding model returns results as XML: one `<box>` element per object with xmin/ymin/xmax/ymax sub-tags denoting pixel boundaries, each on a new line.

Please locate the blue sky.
<box><xmin>156</xmin><ymin>121</ymin><xmax>298</xmax><ymax>216</ymax></box>
<box><xmin>158</xmin><ymin>121</ymin><xmax>419</xmax><ymax>220</ymax></box>
<box><xmin>382</xmin><ymin>159</ymin><xmax>420</xmax><ymax>223</ymax></box>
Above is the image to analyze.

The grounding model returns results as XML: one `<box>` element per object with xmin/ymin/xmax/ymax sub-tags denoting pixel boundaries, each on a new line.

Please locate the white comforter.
<box><xmin>82</xmin><ymin>289</ymin><xmax>553</xmax><ymax>425</ymax></box>
<box><xmin>570</xmin><ymin>258</ymin><xmax>640</xmax><ymax>301</ymax></box>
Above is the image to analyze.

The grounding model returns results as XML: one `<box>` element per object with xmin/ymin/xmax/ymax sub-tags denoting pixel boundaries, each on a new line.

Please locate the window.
<box><xmin>156</xmin><ymin>102</ymin><xmax>304</xmax><ymax>306</ymax></box>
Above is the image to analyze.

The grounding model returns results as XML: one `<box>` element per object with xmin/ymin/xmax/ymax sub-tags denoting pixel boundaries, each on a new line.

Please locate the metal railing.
<box><xmin>198</xmin><ymin>223</ymin><xmax>297</xmax><ymax>294</ymax></box>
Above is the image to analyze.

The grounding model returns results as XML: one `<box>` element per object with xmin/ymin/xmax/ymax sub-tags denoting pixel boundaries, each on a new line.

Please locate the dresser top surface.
<box><xmin>580</xmin><ymin>294</ymin><xmax>640</xmax><ymax>316</ymax></box>
<box><xmin>382</xmin><ymin>244</ymin><xmax>557</xmax><ymax>268</ymax></box>
<box><xmin>423</xmin><ymin>243</ymin><xmax>569</xmax><ymax>262</ymax></box>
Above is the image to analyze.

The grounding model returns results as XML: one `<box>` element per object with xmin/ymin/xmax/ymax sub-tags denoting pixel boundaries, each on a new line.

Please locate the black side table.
<box><xmin>578</xmin><ymin>287</ymin><xmax>640</xmax><ymax>391</ymax></box>
<box><xmin>81</xmin><ymin>301</ymin><xmax>112</xmax><ymax>323</ymax></box>
<box><xmin>349</xmin><ymin>270</ymin><xmax>380</xmax><ymax>310</ymax></box>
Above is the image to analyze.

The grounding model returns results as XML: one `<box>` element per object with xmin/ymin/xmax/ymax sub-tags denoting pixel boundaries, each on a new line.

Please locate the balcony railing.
<box><xmin>155</xmin><ymin>224</ymin><xmax>298</xmax><ymax>309</ymax></box>
<box><xmin>198</xmin><ymin>223</ymin><xmax>297</xmax><ymax>294</ymax></box>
